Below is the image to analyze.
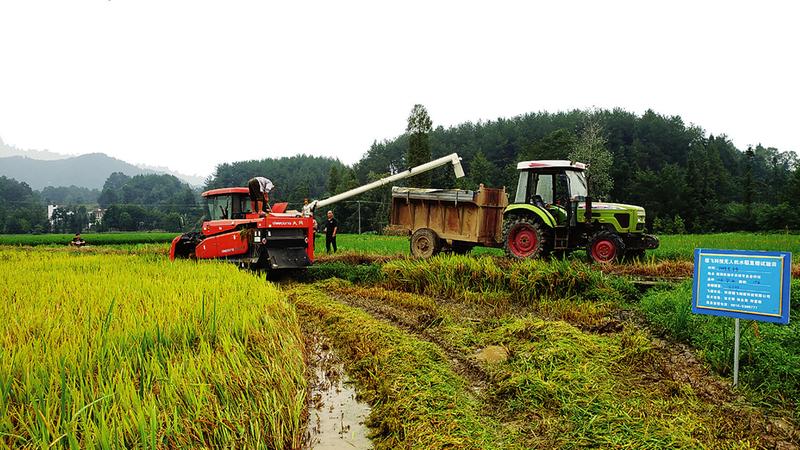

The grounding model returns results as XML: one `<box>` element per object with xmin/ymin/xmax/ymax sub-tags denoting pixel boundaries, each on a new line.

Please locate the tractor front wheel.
<box><xmin>411</xmin><ymin>228</ymin><xmax>442</xmax><ymax>258</ymax></box>
<box><xmin>587</xmin><ymin>231</ymin><xmax>625</xmax><ymax>264</ymax></box>
<box><xmin>503</xmin><ymin>216</ymin><xmax>549</xmax><ymax>259</ymax></box>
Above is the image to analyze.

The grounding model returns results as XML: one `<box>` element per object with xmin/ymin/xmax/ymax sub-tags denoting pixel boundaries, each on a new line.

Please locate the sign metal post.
<box><xmin>733</xmin><ymin>318</ymin><xmax>740</xmax><ymax>386</ymax></box>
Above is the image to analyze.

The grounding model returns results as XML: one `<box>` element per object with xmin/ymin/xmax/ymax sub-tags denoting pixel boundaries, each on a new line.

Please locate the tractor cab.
<box><xmin>202</xmin><ymin>188</ymin><xmax>255</xmax><ymax>221</ymax></box>
<box><xmin>514</xmin><ymin>161</ymin><xmax>588</xmax><ymax>228</ymax></box>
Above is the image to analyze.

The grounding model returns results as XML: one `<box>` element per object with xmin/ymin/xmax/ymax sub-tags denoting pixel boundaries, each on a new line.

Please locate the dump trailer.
<box><xmin>170</xmin><ymin>153</ymin><xmax>465</xmax><ymax>271</ymax></box>
<box><xmin>390</xmin><ymin>186</ymin><xmax>508</xmax><ymax>257</ymax></box>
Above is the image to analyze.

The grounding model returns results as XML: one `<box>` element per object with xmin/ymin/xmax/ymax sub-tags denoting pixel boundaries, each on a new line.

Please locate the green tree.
<box><xmin>569</xmin><ymin>118</ymin><xmax>613</xmax><ymax>199</ymax></box>
<box><xmin>328</xmin><ymin>165</ymin><xmax>341</xmax><ymax>195</ymax></box>
<box><xmin>406</xmin><ymin>104</ymin><xmax>433</xmax><ymax>188</ymax></box>
<box><xmin>523</xmin><ymin>129</ymin><xmax>575</xmax><ymax>162</ymax></box>
<box><xmin>461</xmin><ymin>151</ymin><xmax>497</xmax><ymax>189</ymax></box>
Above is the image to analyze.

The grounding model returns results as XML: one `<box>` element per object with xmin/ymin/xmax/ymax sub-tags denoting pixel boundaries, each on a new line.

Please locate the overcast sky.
<box><xmin>1</xmin><ymin>1</ymin><xmax>797</xmax><ymax>177</ymax></box>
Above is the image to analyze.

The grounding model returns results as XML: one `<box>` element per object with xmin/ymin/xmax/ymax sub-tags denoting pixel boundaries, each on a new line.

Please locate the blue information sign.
<box><xmin>692</xmin><ymin>249</ymin><xmax>791</xmax><ymax>324</ymax></box>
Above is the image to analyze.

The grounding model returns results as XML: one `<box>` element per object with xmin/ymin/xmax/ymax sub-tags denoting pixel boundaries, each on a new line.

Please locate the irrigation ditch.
<box><xmin>290</xmin><ymin>255</ymin><xmax>800</xmax><ymax>449</ymax></box>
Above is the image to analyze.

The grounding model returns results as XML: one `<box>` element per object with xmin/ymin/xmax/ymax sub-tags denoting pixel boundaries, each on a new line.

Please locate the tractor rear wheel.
<box><xmin>410</xmin><ymin>228</ymin><xmax>442</xmax><ymax>258</ymax></box>
<box><xmin>587</xmin><ymin>231</ymin><xmax>625</xmax><ymax>264</ymax></box>
<box><xmin>503</xmin><ymin>216</ymin><xmax>549</xmax><ymax>259</ymax></box>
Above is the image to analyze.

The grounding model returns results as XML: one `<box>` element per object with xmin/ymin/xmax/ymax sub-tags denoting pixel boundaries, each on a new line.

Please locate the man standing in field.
<box><xmin>247</xmin><ymin>177</ymin><xmax>274</xmax><ymax>215</ymax></box>
<box><xmin>324</xmin><ymin>210</ymin><xmax>338</xmax><ymax>253</ymax></box>
<box><xmin>69</xmin><ymin>233</ymin><xmax>86</xmax><ymax>247</ymax></box>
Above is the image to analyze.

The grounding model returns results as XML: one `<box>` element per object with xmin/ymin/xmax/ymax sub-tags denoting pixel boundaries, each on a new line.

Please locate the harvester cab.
<box><xmin>504</xmin><ymin>160</ymin><xmax>659</xmax><ymax>263</ymax></box>
<box><xmin>204</xmin><ymin>188</ymin><xmax>253</xmax><ymax>220</ymax></box>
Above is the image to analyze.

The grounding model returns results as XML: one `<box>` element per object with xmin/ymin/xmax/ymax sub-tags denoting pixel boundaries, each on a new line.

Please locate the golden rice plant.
<box><xmin>0</xmin><ymin>248</ymin><xmax>306</xmax><ymax>449</ymax></box>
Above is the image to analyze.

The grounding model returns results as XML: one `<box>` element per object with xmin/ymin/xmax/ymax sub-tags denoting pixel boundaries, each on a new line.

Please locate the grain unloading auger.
<box><xmin>169</xmin><ymin>153</ymin><xmax>465</xmax><ymax>271</ymax></box>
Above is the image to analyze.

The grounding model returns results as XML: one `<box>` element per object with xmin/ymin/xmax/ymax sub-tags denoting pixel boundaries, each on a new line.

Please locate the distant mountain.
<box><xmin>0</xmin><ymin>136</ymin><xmax>71</xmax><ymax>160</ymax></box>
<box><xmin>135</xmin><ymin>163</ymin><xmax>205</xmax><ymax>187</ymax></box>
<box><xmin>0</xmin><ymin>136</ymin><xmax>205</xmax><ymax>188</ymax></box>
<box><xmin>0</xmin><ymin>153</ymin><xmax>152</xmax><ymax>190</ymax></box>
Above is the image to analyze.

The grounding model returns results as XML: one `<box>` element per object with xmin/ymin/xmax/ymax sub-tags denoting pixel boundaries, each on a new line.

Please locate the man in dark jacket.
<box><xmin>324</xmin><ymin>210</ymin><xmax>338</xmax><ymax>253</ymax></box>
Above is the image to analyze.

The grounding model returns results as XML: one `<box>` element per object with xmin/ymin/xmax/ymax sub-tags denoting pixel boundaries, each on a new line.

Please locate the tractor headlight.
<box><xmin>637</xmin><ymin>213</ymin><xmax>646</xmax><ymax>223</ymax></box>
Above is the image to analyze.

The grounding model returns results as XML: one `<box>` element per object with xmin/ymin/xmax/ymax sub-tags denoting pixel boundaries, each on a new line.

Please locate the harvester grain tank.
<box><xmin>169</xmin><ymin>153</ymin><xmax>465</xmax><ymax>271</ymax></box>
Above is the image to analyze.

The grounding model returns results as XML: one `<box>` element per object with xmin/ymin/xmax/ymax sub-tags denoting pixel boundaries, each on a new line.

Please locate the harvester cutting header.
<box><xmin>169</xmin><ymin>153</ymin><xmax>465</xmax><ymax>271</ymax></box>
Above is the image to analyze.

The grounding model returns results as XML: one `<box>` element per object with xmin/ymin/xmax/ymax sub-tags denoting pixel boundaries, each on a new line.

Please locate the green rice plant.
<box><xmin>0</xmin><ymin>243</ymin><xmax>170</xmax><ymax>257</ymax></box>
<box><xmin>302</xmin><ymin>261</ymin><xmax>384</xmax><ymax>284</ymax></box>
<box><xmin>382</xmin><ymin>255</ymin><xmax>638</xmax><ymax>305</ymax></box>
<box><xmin>313</xmin><ymin>234</ymin><xmax>408</xmax><ymax>256</ymax></box>
<box><xmin>0</xmin><ymin>248</ymin><xmax>306</xmax><ymax>448</ymax></box>
<box><xmin>0</xmin><ymin>232</ymin><xmax>178</xmax><ymax>247</ymax></box>
<box><xmin>640</xmin><ymin>280</ymin><xmax>800</xmax><ymax>415</ymax></box>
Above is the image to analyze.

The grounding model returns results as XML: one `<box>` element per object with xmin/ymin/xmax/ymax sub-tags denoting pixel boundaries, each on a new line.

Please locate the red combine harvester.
<box><xmin>169</xmin><ymin>153</ymin><xmax>465</xmax><ymax>272</ymax></box>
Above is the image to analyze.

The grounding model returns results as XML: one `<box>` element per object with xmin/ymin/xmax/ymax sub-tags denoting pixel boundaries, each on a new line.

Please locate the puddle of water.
<box><xmin>305</xmin><ymin>336</ymin><xmax>372</xmax><ymax>449</ymax></box>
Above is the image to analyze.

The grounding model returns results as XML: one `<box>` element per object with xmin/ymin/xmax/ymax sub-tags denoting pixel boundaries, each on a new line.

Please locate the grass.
<box><xmin>3</xmin><ymin>229</ymin><xmax>796</xmax><ymax>260</ymax></box>
<box><xmin>640</xmin><ymin>280</ymin><xmax>800</xmax><ymax>417</ymax></box>
<box><xmin>0</xmin><ymin>232</ymin><xmax>179</xmax><ymax>246</ymax></box>
<box><xmin>650</xmin><ymin>232</ymin><xmax>800</xmax><ymax>260</ymax></box>
<box><xmin>314</xmin><ymin>232</ymin><xmax>799</xmax><ymax>262</ymax></box>
<box><xmin>0</xmin><ymin>248</ymin><xmax>306</xmax><ymax>448</ymax></box>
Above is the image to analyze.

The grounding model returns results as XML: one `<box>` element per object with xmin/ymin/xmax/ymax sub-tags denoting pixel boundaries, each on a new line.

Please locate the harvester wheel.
<box><xmin>587</xmin><ymin>231</ymin><xmax>625</xmax><ymax>264</ymax></box>
<box><xmin>411</xmin><ymin>228</ymin><xmax>442</xmax><ymax>258</ymax></box>
<box><xmin>503</xmin><ymin>216</ymin><xmax>549</xmax><ymax>259</ymax></box>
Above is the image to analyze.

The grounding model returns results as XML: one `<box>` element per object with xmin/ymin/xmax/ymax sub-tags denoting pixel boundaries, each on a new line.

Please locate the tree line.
<box><xmin>349</xmin><ymin>108</ymin><xmax>799</xmax><ymax>234</ymax></box>
<box><xmin>0</xmin><ymin>173</ymin><xmax>201</xmax><ymax>233</ymax></box>
<box><xmin>2</xmin><ymin>107</ymin><xmax>797</xmax><ymax>235</ymax></box>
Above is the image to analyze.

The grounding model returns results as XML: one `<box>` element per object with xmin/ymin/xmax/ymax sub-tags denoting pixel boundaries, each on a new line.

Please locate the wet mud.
<box><xmin>303</xmin><ymin>332</ymin><xmax>372</xmax><ymax>450</ymax></box>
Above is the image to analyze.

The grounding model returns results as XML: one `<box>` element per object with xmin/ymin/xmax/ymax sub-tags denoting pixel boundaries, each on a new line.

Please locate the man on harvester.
<box><xmin>247</xmin><ymin>177</ymin><xmax>274</xmax><ymax>216</ymax></box>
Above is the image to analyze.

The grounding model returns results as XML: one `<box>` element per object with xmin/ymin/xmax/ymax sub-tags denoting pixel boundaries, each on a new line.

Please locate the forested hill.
<box><xmin>354</xmin><ymin>108</ymin><xmax>799</xmax><ymax>233</ymax></box>
<box><xmin>202</xmin><ymin>108</ymin><xmax>797</xmax><ymax>233</ymax></box>
<box><xmin>205</xmin><ymin>155</ymin><xmax>348</xmax><ymax>207</ymax></box>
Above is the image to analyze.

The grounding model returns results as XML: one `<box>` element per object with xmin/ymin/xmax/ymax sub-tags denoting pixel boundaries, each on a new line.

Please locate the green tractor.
<box><xmin>504</xmin><ymin>160</ymin><xmax>658</xmax><ymax>263</ymax></box>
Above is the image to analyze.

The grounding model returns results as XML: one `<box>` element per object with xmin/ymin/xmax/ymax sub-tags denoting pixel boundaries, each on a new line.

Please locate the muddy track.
<box><xmin>325</xmin><ymin>288</ymin><xmax>492</xmax><ymax>394</ymax></box>
<box><xmin>327</xmin><ymin>282</ymin><xmax>728</xmax><ymax>403</ymax></box>
<box><xmin>322</xmin><ymin>283</ymin><xmax>800</xmax><ymax>446</ymax></box>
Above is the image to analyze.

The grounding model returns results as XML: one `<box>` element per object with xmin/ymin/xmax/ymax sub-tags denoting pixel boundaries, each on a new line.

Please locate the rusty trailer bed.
<box><xmin>390</xmin><ymin>186</ymin><xmax>508</xmax><ymax>250</ymax></box>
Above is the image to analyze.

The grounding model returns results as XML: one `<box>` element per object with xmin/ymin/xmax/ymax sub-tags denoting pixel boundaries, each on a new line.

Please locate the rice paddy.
<box><xmin>2</xmin><ymin>229</ymin><xmax>798</xmax><ymax>448</ymax></box>
<box><xmin>0</xmin><ymin>248</ymin><xmax>306</xmax><ymax>448</ymax></box>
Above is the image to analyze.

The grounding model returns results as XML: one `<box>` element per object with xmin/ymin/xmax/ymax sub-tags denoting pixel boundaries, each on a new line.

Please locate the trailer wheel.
<box><xmin>411</xmin><ymin>228</ymin><xmax>442</xmax><ymax>258</ymax></box>
<box><xmin>588</xmin><ymin>231</ymin><xmax>625</xmax><ymax>264</ymax></box>
<box><xmin>503</xmin><ymin>216</ymin><xmax>548</xmax><ymax>259</ymax></box>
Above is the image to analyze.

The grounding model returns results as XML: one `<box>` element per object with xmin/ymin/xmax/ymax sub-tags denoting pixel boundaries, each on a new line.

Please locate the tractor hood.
<box><xmin>579</xmin><ymin>202</ymin><xmax>644</xmax><ymax>213</ymax></box>
<box><xmin>577</xmin><ymin>201</ymin><xmax>647</xmax><ymax>231</ymax></box>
